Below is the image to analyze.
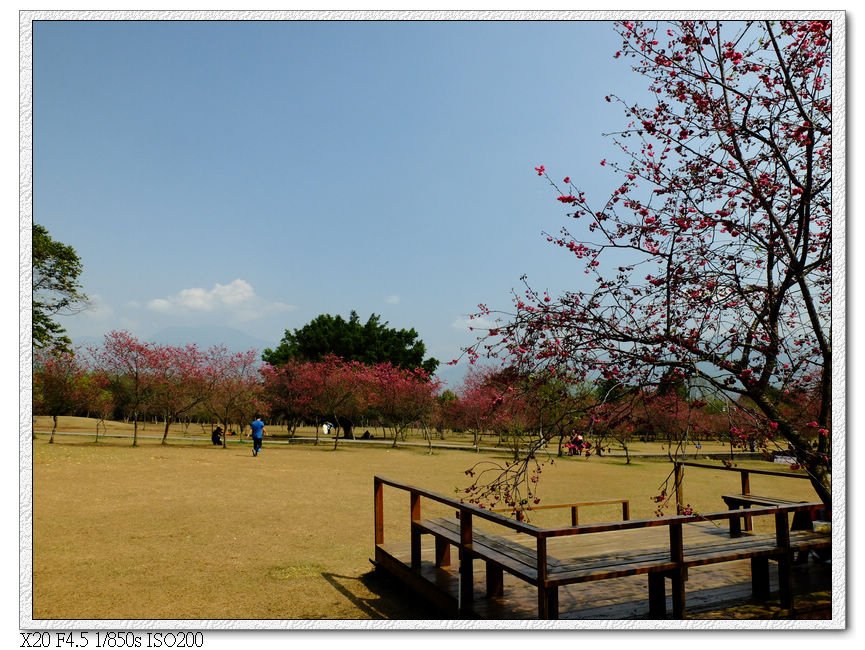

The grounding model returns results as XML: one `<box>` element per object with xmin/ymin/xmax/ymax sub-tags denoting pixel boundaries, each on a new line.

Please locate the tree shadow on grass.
<box><xmin>320</xmin><ymin>570</ymin><xmax>448</xmax><ymax>620</ymax></box>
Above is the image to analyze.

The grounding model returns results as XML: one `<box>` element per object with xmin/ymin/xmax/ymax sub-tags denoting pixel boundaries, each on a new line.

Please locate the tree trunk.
<box><xmin>161</xmin><ymin>416</ymin><xmax>173</xmax><ymax>445</ymax></box>
<box><xmin>808</xmin><ymin>462</ymin><xmax>831</xmax><ymax>507</ymax></box>
<box><xmin>49</xmin><ymin>414</ymin><xmax>57</xmax><ymax>444</ymax></box>
<box><xmin>332</xmin><ymin>416</ymin><xmax>342</xmax><ymax>450</ymax></box>
<box><xmin>423</xmin><ymin>424</ymin><xmax>433</xmax><ymax>455</ymax></box>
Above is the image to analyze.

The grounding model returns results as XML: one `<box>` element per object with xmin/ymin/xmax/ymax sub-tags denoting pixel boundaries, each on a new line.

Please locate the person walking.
<box><xmin>248</xmin><ymin>415</ymin><xmax>266</xmax><ymax>456</ymax></box>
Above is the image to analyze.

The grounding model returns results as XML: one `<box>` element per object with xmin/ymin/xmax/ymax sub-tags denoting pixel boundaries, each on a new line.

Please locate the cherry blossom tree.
<box><xmin>149</xmin><ymin>343</ymin><xmax>218</xmax><ymax>445</ymax></box>
<box><xmin>205</xmin><ymin>347</ymin><xmax>264</xmax><ymax>448</ymax></box>
<box><xmin>465</xmin><ymin>20</ymin><xmax>833</xmax><ymax>505</ymax></box>
<box><xmin>78</xmin><ymin>369</ymin><xmax>115</xmax><ymax>442</ymax></box>
<box><xmin>260</xmin><ymin>361</ymin><xmax>308</xmax><ymax>437</ymax></box>
<box><xmin>91</xmin><ymin>331</ymin><xmax>160</xmax><ymax>447</ymax></box>
<box><xmin>449</xmin><ymin>366</ymin><xmax>503</xmax><ymax>451</ymax></box>
<box><xmin>294</xmin><ymin>356</ymin><xmax>372</xmax><ymax>449</ymax></box>
<box><xmin>449</xmin><ymin>367</ymin><xmax>598</xmax><ymax>514</ymax></box>
<box><xmin>369</xmin><ymin>363</ymin><xmax>441</xmax><ymax>450</ymax></box>
<box><xmin>261</xmin><ymin>356</ymin><xmax>442</xmax><ymax>450</ymax></box>
<box><xmin>33</xmin><ymin>348</ymin><xmax>89</xmax><ymax>443</ymax></box>
<box><xmin>431</xmin><ymin>390</ymin><xmax>459</xmax><ymax>439</ymax></box>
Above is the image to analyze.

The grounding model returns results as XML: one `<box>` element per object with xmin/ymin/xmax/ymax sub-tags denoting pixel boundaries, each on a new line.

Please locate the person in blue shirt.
<box><xmin>247</xmin><ymin>415</ymin><xmax>266</xmax><ymax>456</ymax></box>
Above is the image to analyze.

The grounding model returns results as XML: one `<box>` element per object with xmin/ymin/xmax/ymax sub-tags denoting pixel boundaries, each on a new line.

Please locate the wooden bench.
<box><xmin>374</xmin><ymin>476</ymin><xmax>831</xmax><ymax>619</ymax></box>
<box><xmin>411</xmin><ymin>515</ymin><xmax>678</xmax><ymax>617</ymax></box>
<box><xmin>674</xmin><ymin>461</ymin><xmax>827</xmax><ymax>536</ymax></box>
<box><xmin>413</xmin><ymin>517</ymin><xmax>547</xmax><ymax>598</ymax></box>
<box><xmin>722</xmin><ymin>493</ymin><xmax>815</xmax><ymax>537</ymax></box>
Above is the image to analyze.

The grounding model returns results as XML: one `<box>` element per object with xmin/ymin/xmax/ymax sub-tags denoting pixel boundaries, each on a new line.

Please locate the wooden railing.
<box><xmin>373</xmin><ymin>475</ymin><xmax>827</xmax><ymax>618</ymax></box>
<box><xmin>491</xmin><ymin>498</ymin><xmax>630</xmax><ymax>525</ymax></box>
<box><xmin>374</xmin><ymin>475</ymin><xmax>540</xmax><ymax>611</ymax></box>
<box><xmin>673</xmin><ymin>460</ymin><xmax>818</xmax><ymax>529</ymax></box>
<box><xmin>375</xmin><ymin>473</ymin><xmax>820</xmax><ymax>544</ymax></box>
<box><xmin>673</xmin><ymin>460</ymin><xmax>811</xmax><ymax>503</ymax></box>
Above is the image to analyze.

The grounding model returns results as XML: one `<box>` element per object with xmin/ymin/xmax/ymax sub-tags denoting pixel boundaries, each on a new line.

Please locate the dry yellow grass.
<box><xmin>29</xmin><ymin>419</ymin><xmax>822</xmax><ymax>620</ymax></box>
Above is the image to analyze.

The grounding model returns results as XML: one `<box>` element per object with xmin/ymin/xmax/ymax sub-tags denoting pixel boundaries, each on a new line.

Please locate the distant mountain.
<box><xmin>149</xmin><ymin>326</ymin><xmax>272</xmax><ymax>353</ymax></box>
<box><xmin>68</xmin><ymin>327</ymin><xmax>272</xmax><ymax>354</ymax></box>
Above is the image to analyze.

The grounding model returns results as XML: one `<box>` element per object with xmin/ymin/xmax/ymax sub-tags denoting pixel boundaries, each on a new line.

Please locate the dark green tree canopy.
<box><xmin>263</xmin><ymin>311</ymin><xmax>439</xmax><ymax>375</ymax></box>
<box><xmin>33</xmin><ymin>223</ymin><xmax>87</xmax><ymax>352</ymax></box>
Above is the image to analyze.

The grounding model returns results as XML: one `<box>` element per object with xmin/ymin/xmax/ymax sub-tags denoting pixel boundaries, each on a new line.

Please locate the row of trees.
<box><xmin>447</xmin><ymin>363</ymin><xmax>826</xmax><ymax>512</ymax></box>
<box><xmin>454</xmin><ymin>366</ymin><xmax>824</xmax><ymax>453</ymax></box>
<box><xmin>33</xmin><ymin>331</ymin><xmax>261</xmax><ymax>447</ymax></box>
<box><xmin>33</xmin><ymin>331</ymin><xmax>446</xmax><ymax>450</ymax></box>
<box><xmin>35</xmin><ymin>329</ymin><xmax>825</xmax><ymax>455</ymax></box>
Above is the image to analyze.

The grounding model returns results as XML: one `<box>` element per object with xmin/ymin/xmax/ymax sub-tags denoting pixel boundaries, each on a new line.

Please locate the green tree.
<box><xmin>263</xmin><ymin>310</ymin><xmax>439</xmax><ymax>374</ymax></box>
<box><xmin>33</xmin><ymin>224</ymin><xmax>87</xmax><ymax>352</ymax></box>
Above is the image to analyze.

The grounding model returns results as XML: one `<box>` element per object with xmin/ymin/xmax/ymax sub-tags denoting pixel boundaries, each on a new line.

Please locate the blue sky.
<box><xmin>33</xmin><ymin>18</ymin><xmax>653</xmax><ymax>386</ymax></box>
<box><xmin>27</xmin><ymin>17</ymin><xmax>835</xmax><ymax>389</ymax></box>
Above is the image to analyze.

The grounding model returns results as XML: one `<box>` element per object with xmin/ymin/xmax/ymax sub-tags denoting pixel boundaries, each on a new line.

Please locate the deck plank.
<box><xmin>374</xmin><ymin>523</ymin><xmax>832</xmax><ymax>620</ymax></box>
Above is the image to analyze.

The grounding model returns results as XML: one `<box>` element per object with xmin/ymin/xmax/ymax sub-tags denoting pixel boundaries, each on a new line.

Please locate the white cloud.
<box><xmin>147</xmin><ymin>298</ymin><xmax>172</xmax><ymax>312</ymax></box>
<box><xmin>451</xmin><ymin>316</ymin><xmax>498</xmax><ymax>332</ymax></box>
<box><xmin>146</xmin><ymin>279</ymin><xmax>294</xmax><ymax>320</ymax></box>
<box><xmin>385</xmin><ymin>295</ymin><xmax>401</xmax><ymax>305</ymax></box>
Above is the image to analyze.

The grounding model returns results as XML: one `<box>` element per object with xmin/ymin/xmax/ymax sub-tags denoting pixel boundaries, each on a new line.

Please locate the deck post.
<box><xmin>648</xmin><ymin>572</ymin><xmax>666</xmax><ymax>618</ymax></box>
<box><xmin>410</xmin><ymin>490</ymin><xmax>422</xmax><ymax>570</ymax></box>
<box><xmin>374</xmin><ymin>477</ymin><xmax>384</xmax><ymax>545</ymax></box>
<box><xmin>537</xmin><ymin>588</ymin><xmax>548</xmax><ymax>619</ymax></box>
<box><xmin>547</xmin><ymin>586</ymin><xmax>559</xmax><ymax>620</ymax></box>
<box><xmin>729</xmin><ymin>508</ymin><xmax>743</xmax><ymax>538</ymax></box>
<box><xmin>486</xmin><ymin>561</ymin><xmax>504</xmax><ymax>598</ymax></box>
<box><xmin>435</xmin><ymin>537</ymin><xmax>451</xmax><ymax>567</ymax></box>
<box><xmin>459</xmin><ymin>510</ymin><xmax>474</xmax><ymax>614</ymax></box>
<box><xmin>740</xmin><ymin>469</ymin><xmax>751</xmax><ymax>495</ymax></box>
<box><xmin>537</xmin><ymin>536</ymin><xmax>552</xmax><ymax>619</ymax></box>
<box><xmin>741</xmin><ymin>470</ymin><xmax>754</xmax><ymax>532</ymax></box>
<box><xmin>775</xmin><ymin>510</ymin><xmax>794</xmax><ymax>611</ymax></box>
<box><xmin>751</xmin><ymin>557</ymin><xmax>770</xmax><ymax>599</ymax></box>
<box><xmin>669</xmin><ymin>522</ymin><xmax>686</xmax><ymax>618</ymax></box>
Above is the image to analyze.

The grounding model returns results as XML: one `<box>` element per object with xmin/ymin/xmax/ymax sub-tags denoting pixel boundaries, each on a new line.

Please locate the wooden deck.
<box><xmin>373</xmin><ymin>524</ymin><xmax>832</xmax><ymax>620</ymax></box>
<box><xmin>372</xmin><ymin>475</ymin><xmax>832</xmax><ymax>620</ymax></box>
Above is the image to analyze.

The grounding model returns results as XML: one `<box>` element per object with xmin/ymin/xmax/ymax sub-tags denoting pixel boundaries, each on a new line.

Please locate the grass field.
<box><xmin>29</xmin><ymin>417</ymin><xmax>823</xmax><ymax>620</ymax></box>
